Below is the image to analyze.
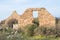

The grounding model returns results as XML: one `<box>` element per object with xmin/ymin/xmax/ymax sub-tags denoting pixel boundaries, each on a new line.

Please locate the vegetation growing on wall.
<box><xmin>0</xmin><ymin>18</ymin><xmax>60</xmax><ymax>40</ymax></box>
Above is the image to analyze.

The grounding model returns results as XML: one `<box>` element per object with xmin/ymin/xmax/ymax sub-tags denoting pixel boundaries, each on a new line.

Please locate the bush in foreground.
<box><xmin>0</xmin><ymin>24</ymin><xmax>60</xmax><ymax>40</ymax></box>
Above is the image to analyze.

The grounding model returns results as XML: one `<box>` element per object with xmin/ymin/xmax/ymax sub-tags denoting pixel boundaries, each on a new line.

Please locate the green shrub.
<box><xmin>0</xmin><ymin>24</ymin><xmax>60</xmax><ymax>40</ymax></box>
<box><xmin>34</xmin><ymin>26</ymin><xmax>56</xmax><ymax>36</ymax></box>
<box><xmin>25</xmin><ymin>24</ymin><xmax>38</xmax><ymax>36</ymax></box>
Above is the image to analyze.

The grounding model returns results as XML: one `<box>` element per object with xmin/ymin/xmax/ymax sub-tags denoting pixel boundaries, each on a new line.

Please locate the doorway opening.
<box><xmin>32</xmin><ymin>11</ymin><xmax>39</xmax><ymax>26</ymax></box>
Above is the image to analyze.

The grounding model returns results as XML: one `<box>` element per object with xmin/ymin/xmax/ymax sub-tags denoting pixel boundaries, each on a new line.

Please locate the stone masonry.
<box><xmin>4</xmin><ymin>8</ymin><xmax>56</xmax><ymax>30</ymax></box>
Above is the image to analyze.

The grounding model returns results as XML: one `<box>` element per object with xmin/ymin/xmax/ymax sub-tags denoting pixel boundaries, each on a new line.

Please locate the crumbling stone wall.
<box><xmin>38</xmin><ymin>8</ymin><xmax>55</xmax><ymax>27</ymax></box>
<box><xmin>5</xmin><ymin>8</ymin><xmax>56</xmax><ymax>30</ymax></box>
<box><xmin>21</xmin><ymin>8</ymin><xmax>55</xmax><ymax>27</ymax></box>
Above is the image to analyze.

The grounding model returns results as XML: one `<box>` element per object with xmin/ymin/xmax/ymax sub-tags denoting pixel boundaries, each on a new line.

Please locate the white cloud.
<box><xmin>12</xmin><ymin>0</ymin><xmax>28</xmax><ymax>3</ymax></box>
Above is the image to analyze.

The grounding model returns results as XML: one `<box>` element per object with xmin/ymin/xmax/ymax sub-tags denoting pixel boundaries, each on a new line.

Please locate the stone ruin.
<box><xmin>4</xmin><ymin>8</ymin><xmax>55</xmax><ymax>30</ymax></box>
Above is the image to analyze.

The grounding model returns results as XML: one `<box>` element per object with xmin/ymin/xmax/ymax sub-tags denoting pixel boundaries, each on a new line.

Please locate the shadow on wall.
<box><xmin>7</xmin><ymin>19</ymin><xmax>18</xmax><ymax>28</ymax></box>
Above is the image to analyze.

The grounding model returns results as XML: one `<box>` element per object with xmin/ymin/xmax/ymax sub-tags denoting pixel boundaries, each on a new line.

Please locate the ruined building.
<box><xmin>4</xmin><ymin>8</ymin><xmax>55</xmax><ymax>30</ymax></box>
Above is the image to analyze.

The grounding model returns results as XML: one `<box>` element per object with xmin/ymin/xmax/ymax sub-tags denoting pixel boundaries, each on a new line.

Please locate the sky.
<box><xmin>0</xmin><ymin>0</ymin><xmax>60</xmax><ymax>21</ymax></box>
